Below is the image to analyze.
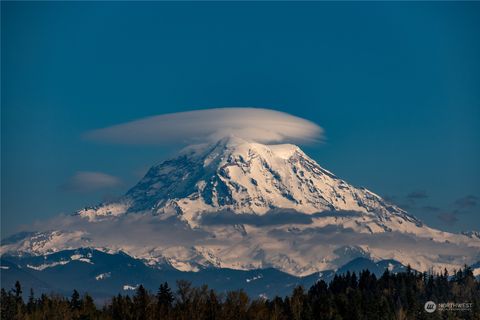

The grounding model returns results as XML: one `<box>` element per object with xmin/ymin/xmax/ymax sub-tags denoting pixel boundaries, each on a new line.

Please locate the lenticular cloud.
<box><xmin>84</xmin><ymin>107</ymin><xmax>323</xmax><ymax>145</ymax></box>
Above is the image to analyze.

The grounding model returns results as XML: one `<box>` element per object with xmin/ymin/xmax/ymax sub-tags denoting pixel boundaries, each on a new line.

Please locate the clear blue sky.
<box><xmin>2</xmin><ymin>2</ymin><xmax>479</xmax><ymax>236</ymax></box>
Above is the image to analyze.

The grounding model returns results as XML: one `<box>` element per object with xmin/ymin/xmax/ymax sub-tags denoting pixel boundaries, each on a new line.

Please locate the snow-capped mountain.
<box><xmin>78</xmin><ymin>136</ymin><xmax>416</xmax><ymax>227</ymax></box>
<box><xmin>2</xmin><ymin>137</ymin><xmax>479</xmax><ymax>278</ymax></box>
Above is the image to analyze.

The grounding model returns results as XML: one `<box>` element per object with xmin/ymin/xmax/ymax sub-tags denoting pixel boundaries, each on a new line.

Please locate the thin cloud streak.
<box><xmin>437</xmin><ymin>212</ymin><xmax>459</xmax><ymax>225</ymax></box>
<box><xmin>61</xmin><ymin>171</ymin><xmax>123</xmax><ymax>193</ymax></box>
<box><xmin>454</xmin><ymin>195</ymin><xmax>478</xmax><ymax>209</ymax></box>
<box><xmin>406</xmin><ymin>190</ymin><xmax>428</xmax><ymax>200</ymax></box>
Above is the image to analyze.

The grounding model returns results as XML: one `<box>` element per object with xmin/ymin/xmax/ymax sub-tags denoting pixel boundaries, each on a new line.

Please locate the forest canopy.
<box><xmin>1</xmin><ymin>266</ymin><xmax>479</xmax><ymax>320</ymax></box>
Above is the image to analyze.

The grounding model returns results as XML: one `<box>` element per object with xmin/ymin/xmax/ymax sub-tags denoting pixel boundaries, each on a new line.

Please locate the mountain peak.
<box><xmin>78</xmin><ymin>138</ymin><xmax>412</xmax><ymax>228</ymax></box>
<box><xmin>180</xmin><ymin>136</ymin><xmax>303</xmax><ymax>162</ymax></box>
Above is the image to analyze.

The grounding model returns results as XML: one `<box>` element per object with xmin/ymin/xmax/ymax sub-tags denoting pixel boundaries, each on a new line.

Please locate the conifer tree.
<box><xmin>157</xmin><ymin>282</ymin><xmax>174</xmax><ymax>318</ymax></box>
<box><xmin>70</xmin><ymin>289</ymin><xmax>81</xmax><ymax>311</ymax></box>
<box><xmin>133</xmin><ymin>285</ymin><xmax>151</xmax><ymax>320</ymax></box>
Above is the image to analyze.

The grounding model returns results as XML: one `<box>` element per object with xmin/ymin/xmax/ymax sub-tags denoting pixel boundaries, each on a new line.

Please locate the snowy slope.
<box><xmin>78</xmin><ymin>136</ymin><xmax>416</xmax><ymax>226</ymax></box>
<box><xmin>2</xmin><ymin>137</ymin><xmax>479</xmax><ymax>276</ymax></box>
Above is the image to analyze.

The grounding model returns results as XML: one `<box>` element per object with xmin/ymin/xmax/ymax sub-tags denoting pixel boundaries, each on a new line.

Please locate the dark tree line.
<box><xmin>1</xmin><ymin>266</ymin><xmax>479</xmax><ymax>319</ymax></box>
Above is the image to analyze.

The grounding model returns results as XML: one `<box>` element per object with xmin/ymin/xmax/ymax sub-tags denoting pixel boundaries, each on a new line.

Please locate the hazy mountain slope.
<box><xmin>0</xmin><ymin>248</ymin><xmax>411</xmax><ymax>299</ymax></box>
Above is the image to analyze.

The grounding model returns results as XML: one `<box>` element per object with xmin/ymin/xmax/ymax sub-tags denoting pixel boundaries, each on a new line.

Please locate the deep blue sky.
<box><xmin>2</xmin><ymin>2</ymin><xmax>479</xmax><ymax>236</ymax></box>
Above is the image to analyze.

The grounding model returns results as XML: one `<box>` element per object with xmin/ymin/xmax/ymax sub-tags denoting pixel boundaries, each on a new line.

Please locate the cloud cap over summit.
<box><xmin>84</xmin><ymin>108</ymin><xmax>323</xmax><ymax>145</ymax></box>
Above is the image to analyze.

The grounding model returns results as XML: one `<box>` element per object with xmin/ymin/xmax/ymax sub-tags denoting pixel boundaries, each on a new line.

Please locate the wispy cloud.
<box><xmin>200</xmin><ymin>210</ymin><xmax>314</xmax><ymax>227</ymax></box>
<box><xmin>84</xmin><ymin>108</ymin><xmax>323</xmax><ymax>145</ymax></box>
<box><xmin>15</xmin><ymin>214</ymin><xmax>209</xmax><ymax>251</ymax></box>
<box><xmin>454</xmin><ymin>195</ymin><xmax>478</xmax><ymax>209</ymax></box>
<box><xmin>61</xmin><ymin>171</ymin><xmax>122</xmax><ymax>193</ymax></box>
<box><xmin>437</xmin><ymin>212</ymin><xmax>459</xmax><ymax>225</ymax></box>
<box><xmin>8</xmin><ymin>211</ymin><xmax>479</xmax><ymax>274</ymax></box>
<box><xmin>422</xmin><ymin>206</ymin><xmax>440</xmax><ymax>213</ymax></box>
<box><xmin>200</xmin><ymin>210</ymin><xmax>362</xmax><ymax>227</ymax></box>
<box><xmin>406</xmin><ymin>190</ymin><xmax>428</xmax><ymax>200</ymax></box>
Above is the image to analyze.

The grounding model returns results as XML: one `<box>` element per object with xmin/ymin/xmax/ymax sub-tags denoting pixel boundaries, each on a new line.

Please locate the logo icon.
<box><xmin>424</xmin><ymin>301</ymin><xmax>437</xmax><ymax>313</ymax></box>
